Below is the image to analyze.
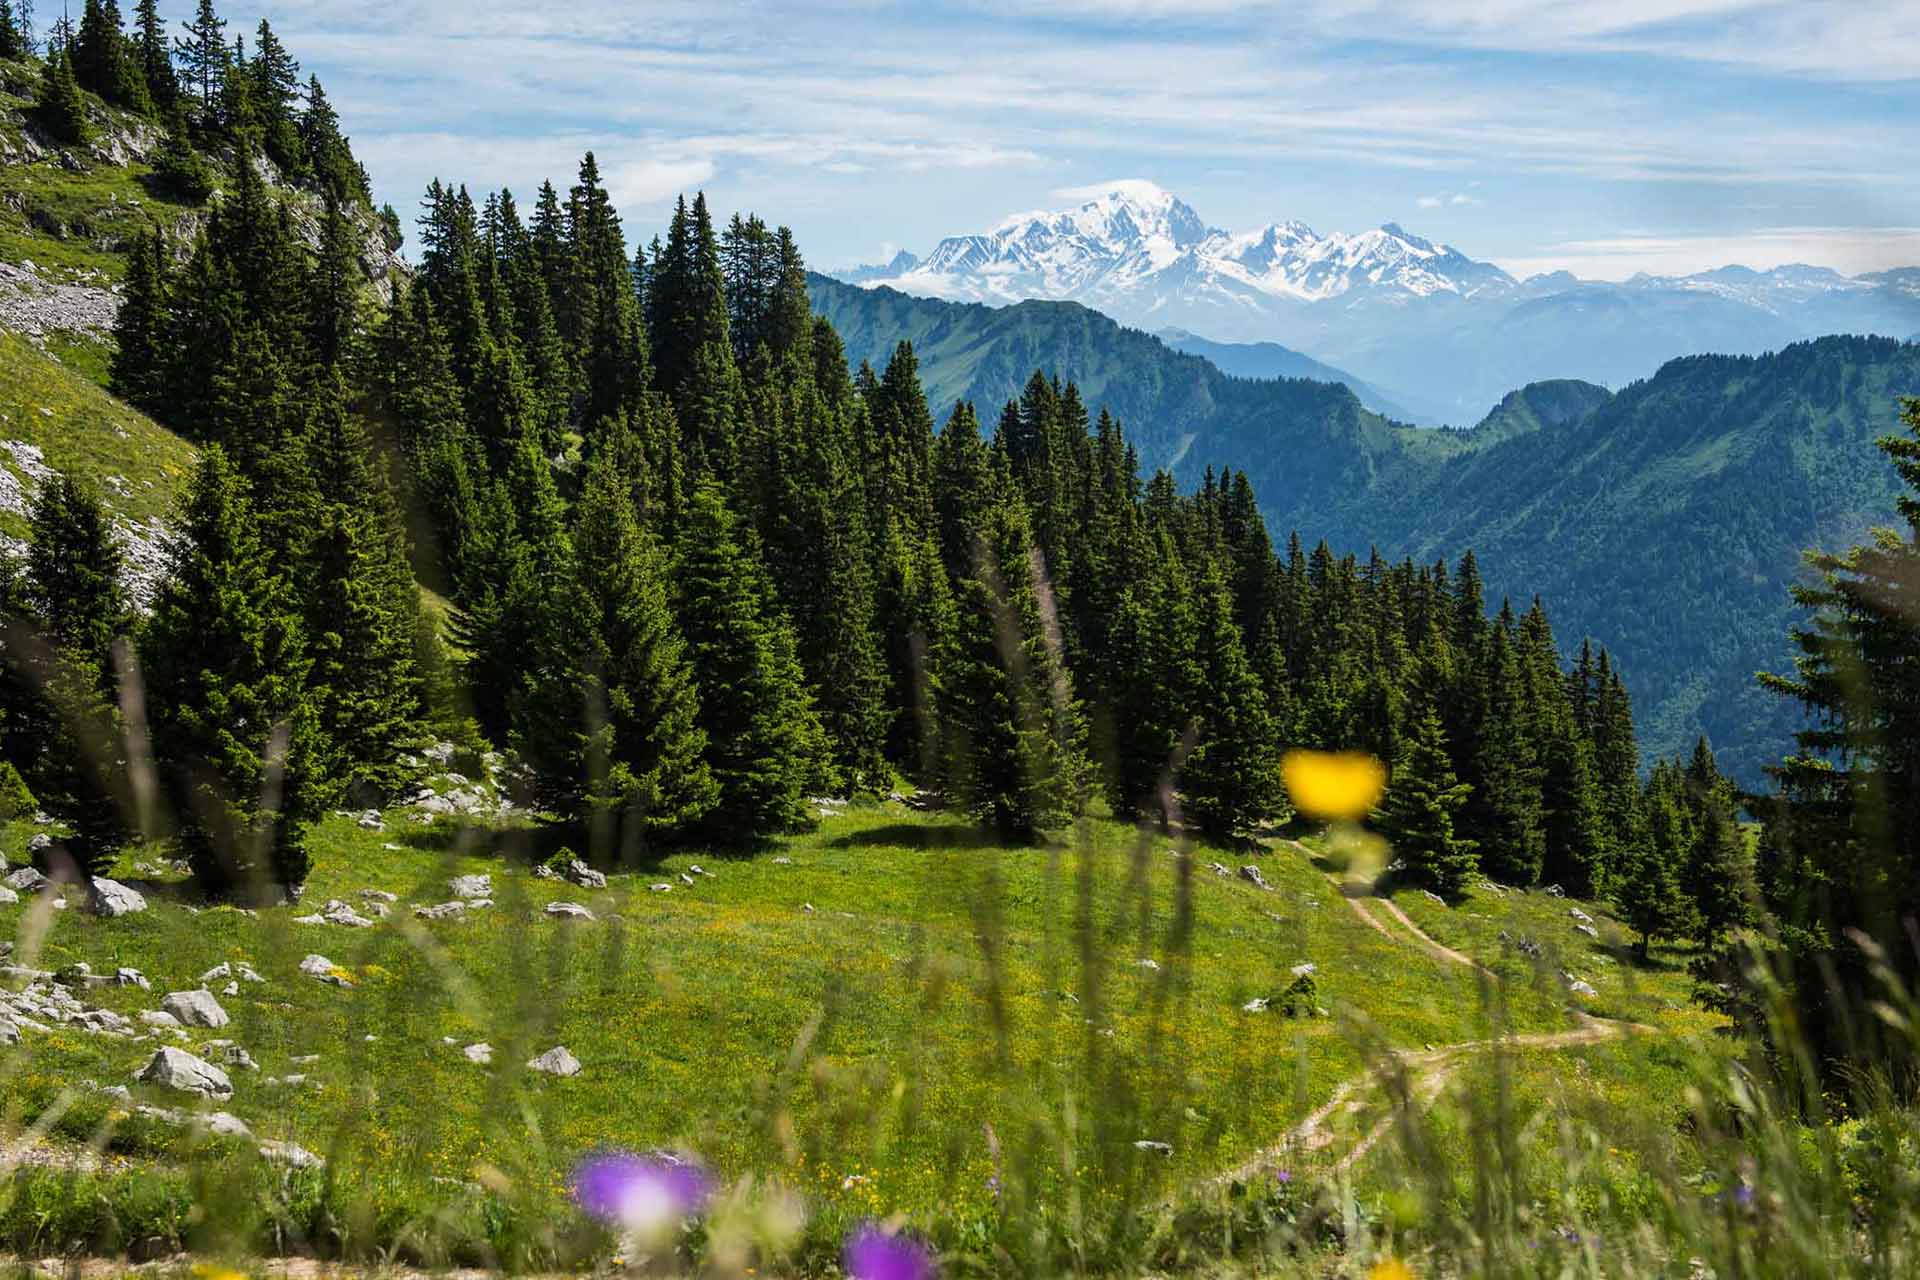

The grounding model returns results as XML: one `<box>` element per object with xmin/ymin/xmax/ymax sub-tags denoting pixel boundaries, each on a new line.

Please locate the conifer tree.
<box><xmin>1752</xmin><ymin>399</ymin><xmax>1920</xmax><ymax>1068</ymax></box>
<box><xmin>518</xmin><ymin>445</ymin><xmax>716</xmax><ymax>851</ymax></box>
<box><xmin>673</xmin><ymin>483</ymin><xmax>830</xmax><ymax>840</ymax></box>
<box><xmin>151</xmin><ymin>103</ymin><xmax>213</xmax><ymax>200</ymax></box>
<box><xmin>131</xmin><ymin>0</ymin><xmax>174</xmax><ymax>107</ymax></box>
<box><xmin>303</xmin><ymin>378</ymin><xmax>421</xmax><ymax>796</ymax></box>
<box><xmin>172</xmin><ymin>0</ymin><xmax>224</xmax><ymax>111</ymax></box>
<box><xmin>26</xmin><ymin>473</ymin><xmax>128</xmax><ymax>685</ymax></box>
<box><xmin>300</xmin><ymin>76</ymin><xmax>361</xmax><ymax>199</ymax></box>
<box><xmin>1378</xmin><ymin>700</ymin><xmax>1479</xmax><ymax>898</ymax></box>
<box><xmin>1623</xmin><ymin>763</ymin><xmax>1695</xmax><ymax>958</ymax></box>
<box><xmin>0</xmin><ymin>0</ymin><xmax>24</xmax><ymax>61</ymax></box>
<box><xmin>110</xmin><ymin>224</ymin><xmax>170</xmax><ymax>412</ymax></box>
<box><xmin>1180</xmin><ymin>564</ymin><xmax>1283</xmax><ymax>843</ymax></box>
<box><xmin>140</xmin><ymin>447</ymin><xmax>325</xmax><ymax>897</ymax></box>
<box><xmin>1460</xmin><ymin>621</ymin><xmax>1545</xmax><ymax>884</ymax></box>
<box><xmin>34</xmin><ymin>41</ymin><xmax>90</xmax><ymax>146</ymax></box>
<box><xmin>937</xmin><ymin>465</ymin><xmax>1090</xmax><ymax>841</ymax></box>
<box><xmin>1101</xmin><ymin>532</ymin><xmax>1200</xmax><ymax>823</ymax></box>
<box><xmin>247</xmin><ymin>18</ymin><xmax>301</xmax><ymax>174</ymax></box>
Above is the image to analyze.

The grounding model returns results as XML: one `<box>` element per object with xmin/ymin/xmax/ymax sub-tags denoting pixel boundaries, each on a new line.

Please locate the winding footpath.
<box><xmin>1210</xmin><ymin>843</ymin><xmax>1652</xmax><ymax>1186</ymax></box>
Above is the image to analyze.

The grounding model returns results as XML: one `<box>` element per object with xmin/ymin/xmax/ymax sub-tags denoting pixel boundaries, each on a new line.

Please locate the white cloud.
<box><xmin>1499</xmin><ymin>226</ymin><xmax>1920</xmax><ymax>281</ymax></box>
<box><xmin>606</xmin><ymin>157</ymin><xmax>718</xmax><ymax>206</ymax></box>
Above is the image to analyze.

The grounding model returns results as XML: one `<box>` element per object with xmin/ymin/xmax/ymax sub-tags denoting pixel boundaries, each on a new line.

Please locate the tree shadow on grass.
<box><xmin>826</xmin><ymin>821</ymin><xmax>1006</xmax><ymax>852</ymax></box>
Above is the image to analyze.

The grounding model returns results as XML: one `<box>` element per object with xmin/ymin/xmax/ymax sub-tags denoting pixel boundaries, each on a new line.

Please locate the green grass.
<box><xmin>0</xmin><ymin>797</ymin><xmax>1682</xmax><ymax>1268</ymax></box>
<box><xmin>0</xmin><ymin>330</ymin><xmax>196</xmax><ymax>532</ymax></box>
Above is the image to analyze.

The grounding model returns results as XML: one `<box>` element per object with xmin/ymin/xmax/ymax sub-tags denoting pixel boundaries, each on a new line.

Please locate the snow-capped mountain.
<box><xmin>834</xmin><ymin>182</ymin><xmax>1920</xmax><ymax>424</ymax></box>
<box><xmin>850</xmin><ymin>181</ymin><xmax>1515</xmax><ymax>315</ymax></box>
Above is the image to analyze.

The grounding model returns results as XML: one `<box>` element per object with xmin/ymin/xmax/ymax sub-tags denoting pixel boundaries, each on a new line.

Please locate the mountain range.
<box><xmin>810</xmin><ymin>273</ymin><xmax>1920</xmax><ymax>784</ymax></box>
<box><xmin>836</xmin><ymin>182</ymin><xmax>1920</xmax><ymax>424</ymax></box>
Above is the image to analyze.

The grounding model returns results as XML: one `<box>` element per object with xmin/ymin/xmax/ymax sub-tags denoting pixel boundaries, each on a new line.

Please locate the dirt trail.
<box><xmin>1207</xmin><ymin>842</ymin><xmax>1652</xmax><ymax>1186</ymax></box>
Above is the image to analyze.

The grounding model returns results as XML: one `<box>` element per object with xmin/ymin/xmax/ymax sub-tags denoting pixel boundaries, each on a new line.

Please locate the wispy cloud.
<box><xmin>1499</xmin><ymin>227</ymin><xmax>1920</xmax><ymax>281</ymax></box>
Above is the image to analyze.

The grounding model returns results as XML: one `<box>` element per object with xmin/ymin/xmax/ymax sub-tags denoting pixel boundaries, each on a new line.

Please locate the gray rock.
<box><xmin>1575</xmin><ymin>923</ymin><xmax>1600</xmax><ymax>940</ymax></box>
<box><xmin>24</xmin><ymin>833</ymin><xmax>50</xmax><ymax>855</ymax></box>
<box><xmin>545</xmin><ymin>901</ymin><xmax>594</xmax><ymax>921</ymax></box>
<box><xmin>299</xmin><ymin>955</ymin><xmax>353</xmax><ymax>986</ymax></box>
<box><xmin>1238</xmin><ymin>865</ymin><xmax>1273</xmax><ymax>891</ymax></box>
<box><xmin>116</xmin><ymin>967</ymin><xmax>151</xmax><ymax>990</ymax></box>
<box><xmin>649</xmin><ymin>883</ymin><xmax>673</xmax><ymax>893</ymax></box>
<box><xmin>138</xmin><ymin>1010</ymin><xmax>179</xmax><ymax>1029</ymax></box>
<box><xmin>1242</xmin><ymin>997</ymin><xmax>1271</xmax><ymax>1013</ymax></box>
<box><xmin>1569</xmin><ymin>907</ymin><xmax>1594</xmax><ymax>924</ymax></box>
<box><xmin>527</xmin><ymin>1046</ymin><xmax>581</xmax><ymax>1076</ymax></box>
<box><xmin>160</xmin><ymin>990</ymin><xmax>229</xmax><ymax>1029</ymax></box>
<box><xmin>1423</xmin><ymin>890</ymin><xmax>1447</xmax><ymax>906</ymax></box>
<box><xmin>202</xmin><ymin>1111</ymin><xmax>252</xmax><ymax>1138</ymax></box>
<box><xmin>360</xmin><ymin>889</ymin><xmax>399</xmax><ymax>904</ymax></box>
<box><xmin>772</xmin><ymin>856</ymin><xmax>792</xmax><ymax>866</ymax></box>
<box><xmin>463</xmin><ymin>1042</ymin><xmax>493</xmax><ymax>1065</ymax></box>
<box><xmin>215</xmin><ymin>1044</ymin><xmax>259</xmax><ymax>1071</ymax></box>
<box><xmin>259</xmin><ymin>1140</ymin><xmax>322</xmax><ymax>1168</ymax></box>
<box><xmin>562</xmin><ymin>859</ymin><xmax>607</xmax><ymax>890</ymax></box>
<box><xmin>1134</xmin><ymin>1140</ymin><xmax>1173</xmax><ymax>1155</ymax></box>
<box><xmin>4</xmin><ymin>867</ymin><xmax>49</xmax><ymax>893</ymax></box>
<box><xmin>1290</xmin><ymin>962</ymin><xmax>1317</xmax><ymax>978</ymax></box>
<box><xmin>415</xmin><ymin>901</ymin><xmax>467</xmax><ymax>920</ymax></box>
<box><xmin>0</xmin><ymin>886</ymin><xmax>17</xmax><ymax>905</ymax></box>
<box><xmin>449</xmin><ymin>874</ymin><xmax>492</xmax><ymax>900</ymax></box>
<box><xmin>135</xmin><ymin>1047</ymin><xmax>232</xmax><ymax>1098</ymax></box>
<box><xmin>1207</xmin><ymin>862</ymin><xmax>1233</xmax><ymax>877</ymax></box>
<box><xmin>88</xmin><ymin>877</ymin><xmax>148</xmax><ymax>917</ymax></box>
<box><xmin>1568</xmin><ymin>979</ymin><xmax>1599</xmax><ymax>998</ymax></box>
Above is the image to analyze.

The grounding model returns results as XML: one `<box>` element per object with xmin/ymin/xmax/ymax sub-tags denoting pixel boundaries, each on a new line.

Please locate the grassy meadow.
<box><xmin>0</xmin><ymin>766</ymin><xmax>1751</xmax><ymax>1276</ymax></box>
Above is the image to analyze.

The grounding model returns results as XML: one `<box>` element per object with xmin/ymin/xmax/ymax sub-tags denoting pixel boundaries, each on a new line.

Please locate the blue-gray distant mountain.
<box><xmin>834</xmin><ymin>182</ymin><xmax>1920</xmax><ymax>425</ymax></box>
<box><xmin>1155</xmin><ymin>329</ymin><xmax>1414</xmax><ymax>421</ymax></box>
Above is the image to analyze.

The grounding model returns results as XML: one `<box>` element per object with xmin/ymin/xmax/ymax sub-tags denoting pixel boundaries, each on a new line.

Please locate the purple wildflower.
<box><xmin>1733</xmin><ymin>1184</ymin><xmax>1755</xmax><ymax>1208</ymax></box>
<box><xmin>843</xmin><ymin>1223</ymin><xmax>936</xmax><ymax>1280</ymax></box>
<box><xmin>1274</xmin><ymin>1170</ymin><xmax>1293</xmax><ymax>1184</ymax></box>
<box><xmin>571</xmin><ymin>1150</ymin><xmax>714</xmax><ymax>1231</ymax></box>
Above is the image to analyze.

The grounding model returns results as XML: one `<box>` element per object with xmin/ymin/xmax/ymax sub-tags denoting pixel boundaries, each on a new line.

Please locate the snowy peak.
<box><xmin>847</xmin><ymin>184</ymin><xmax>1515</xmax><ymax>310</ymax></box>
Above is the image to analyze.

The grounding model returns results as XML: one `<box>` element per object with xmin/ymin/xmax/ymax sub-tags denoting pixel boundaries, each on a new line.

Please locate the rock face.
<box><xmin>135</xmin><ymin>1047</ymin><xmax>232</xmax><ymax>1099</ymax></box>
<box><xmin>160</xmin><ymin>989</ymin><xmax>229</xmax><ymax>1029</ymax></box>
<box><xmin>450</xmin><ymin>874</ymin><xmax>492</xmax><ymax>900</ymax></box>
<box><xmin>527</xmin><ymin>1046</ymin><xmax>581</xmax><ymax>1077</ymax></box>
<box><xmin>87</xmin><ymin>877</ymin><xmax>148</xmax><ymax>917</ymax></box>
<box><xmin>561</xmin><ymin>860</ymin><xmax>607</xmax><ymax>890</ymax></box>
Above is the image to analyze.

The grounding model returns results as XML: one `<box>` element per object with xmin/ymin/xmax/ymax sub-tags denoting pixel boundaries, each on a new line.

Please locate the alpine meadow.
<box><xmin>2</xmin><ymin>4</ymin><xmax>1920</xmax><ymax>1279</ymax></box>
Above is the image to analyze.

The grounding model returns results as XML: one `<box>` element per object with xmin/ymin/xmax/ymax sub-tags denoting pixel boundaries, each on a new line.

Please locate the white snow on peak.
<box><xmin>858</xmin><ymin>186</ymin><xmax>1515</xmax><ymax>310</ymax></box>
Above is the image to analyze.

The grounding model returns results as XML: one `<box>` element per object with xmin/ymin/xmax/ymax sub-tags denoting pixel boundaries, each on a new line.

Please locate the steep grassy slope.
<box><xmin>0</xmin><ymin>331</ymin><xmax>195</xmax><ymax>567</ymax></box>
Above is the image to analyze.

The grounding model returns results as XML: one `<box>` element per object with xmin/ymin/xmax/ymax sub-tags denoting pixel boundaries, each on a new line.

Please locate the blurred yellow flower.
<box><xmin>1369</xmin><ymin>1260</ymin><xmax>1416</xmax><ymax>1280</ymax></box>
<box><xmin>191</xmin><ymin>1265</ymin><xmax>248</xmax><ymax>1280</ymax></box>
<box><xmin>1282</xmin><ymin>750</ymin><xmax>1386</xmax><ymax>820</ymax></box>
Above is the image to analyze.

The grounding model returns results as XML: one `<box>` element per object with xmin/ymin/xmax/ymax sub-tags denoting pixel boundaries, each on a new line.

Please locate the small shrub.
<box><xmin>0</xmin><ymin>762</ymin><xmax>35</xmax><ymax>820</ymax></box>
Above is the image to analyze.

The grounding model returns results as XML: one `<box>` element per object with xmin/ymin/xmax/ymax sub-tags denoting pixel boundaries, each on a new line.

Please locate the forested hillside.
<box><xmin>810</xmin><ymin>275</ymin><xmax>1920</xmax><ymax>780</ymax></box>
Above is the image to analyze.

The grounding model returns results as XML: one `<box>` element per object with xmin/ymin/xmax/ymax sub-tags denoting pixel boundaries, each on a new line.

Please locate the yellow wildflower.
<box><xmin>1282</xmin><ymin>750</ymin><xmax>1386</xmax><ymax>820</ymax></box>
<box><xmin>1369</xmin><ymin>1260</ymin><xmax>1415</xmax><ymax>1280</ymax></box>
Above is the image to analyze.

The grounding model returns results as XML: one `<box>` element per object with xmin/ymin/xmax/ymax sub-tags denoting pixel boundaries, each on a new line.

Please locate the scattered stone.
<box><xmin>562</xmin><ymin>859</ymin><xmax>608</xmax><ymax>890</ymax></box>
<box><xmin>450</xmin><ymin>874</ymin><xmax>492</xmax><ymax>900</ymax></box>
<box><xmin>87</xmin><ymin>877</ymin><xmax>147</xmax><ymax>917</ymax></box>
<box><xmin>135</xmin><ymin>1047</ymin><xmax>232</xmax><ymax>1098</ymax></box>
<box><xmin>688</xmin><ymin>865</ymin><xmax>713</xmax><ymax>877</ymax></box>
<box><xmin>319</xmin><ymin>900</ymin><xmax>377</xmax><ymax>928</ymax></box>
<box><xmin>772</xmin><ymin>856</ymin><xmax>792</xmax><ymax>866</ymax></box>
<box><xmin>679</xmin><ymin>872</ymin><xmax>695</xmax><ymax>886</ymax></box>
<box><xmin>527</xmin><ymin>1046</ymin><xmax>581</xmax><ymax>1077</ymax></box>
<box><xmin>1568</xmin><ymin>980</ymin><xmax>1599</xmax><ymax>998</ymax></box>
<box><xmin>649</xmin><ymin>883</ymin><xmax>673</xmax><ymax>893</ymax></box>
<box><xmin>1242</xmin><ymin>997</ymin><xmax>1271</xmax><ymax>1013</ymax></box>
<box><xmin>1575</xmin><ymin>923</ymin><xmax>1600</xmax><ymax>940</ymax></box>
<box><xmin>463</xmin><ymin>1042</ymin><xmax>493</xmax><ymax>1065</ymax></box>
<box><xmin>220</xmin><ymin>981</ymin><xmax>239</xmax><ymax>996</ymax></box>
<box><xmin>415</xmin><ymin>901</ymin><xmax>467</xmax><ymax>920</ymax></box>
<box><xmin>139</xmin><ymin>1010</ymin><xmax>179</xmax><ymax>1029</ymax></box>
<box><xmin>291</xmin><ymin>913</ymin><xmax>327</xmax><ymax>925</ymax></box>
<box><xmin>24</xmin><ymin>833</ymin><xmax>51</xmax><ymax>856</ymax></box>
<box><xmin>299</xmin><ymin>955</ymin><xmax>353</xmax><ymax>986</ymax></box>
<box><xmin>1238</xmin><ymin>865</ymin><xmax>1273</xmax><ymax>891</ymax></box>
<box><xmin>1134</xmin><ymin>1140</ymin><xmax>1173</xmax><ymax>1156</ymax></box>
<box><xmin>1423</xmin><ymin>890</ymin><xmax>1447</xmax><ymax>906</ymax></box>
<box><xmin>116</xmin><ymin>968</ymin><xmax>150</xmax><ymax>990</ymax></box>
<box><xmin>160</xmin><ymin>990</ymin><xmax>229</xmax><ymax>1029</ymax></box>
<box><xmin>202</xmin><ymin>1111</ymin><xmax>252</xmax><ymax>1138</ymax></box>
<box><xmin>1207</xmin><ymin>862</ymin><xmax>1232</xmax><ymax>877</ymax></box>
<box><xmin>1290</xmin><ymin>962</ymin><xmax>1317</xmax><ymax>978</ymax></box>
<box><xmin>1136</xmin><ymin>958</ymin><xmax>1161</xmax><ymax>971</ymax></box>
<box><xmin>545</xmin><ymin>901</ymin><xmax>594</xmax><ymax>921</ymax></box>
<box><xmin>1545</xmin><ymin>884</ymin><xmax>1566</xmax><ymax>897</ymax></box>
<box><xmin>4</xmin><ymin>867</ymin><xmax>49</xmax><ymax>893</ymax></box>
<box><xmin>214</xmin><ymin>1044</ymin><xmax>259</xmax><ymax>1071</ymax></box>
<box><xmin>200</xmin><ymin>962</ymin><xmax>264</xmax><ymax>985</ymax></box>
<box><xmin>0</xmin><ymin>886</ymin><xmax>17</xmax><ymax>905</ymax></box>
<box><xmin>1569</xmin><ymin>907</ymin><xmax>1594</xmax><ymax>924</ymax></box>
<box><xmin>259</xmin><ymin>1140</ymin><xmax>322</xmax><ymax>1168</ymax></box>
<box><xmin>802</xmin><ymin>903</ymin><xmax>814</xmax><ymax>913</ymax></box>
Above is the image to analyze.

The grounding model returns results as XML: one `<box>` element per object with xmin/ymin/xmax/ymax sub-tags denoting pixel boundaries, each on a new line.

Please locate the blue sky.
<box><xmin>148</xmin><ymin>1</ymin><xmax>1919</xmax><ymax>279</ymax></box>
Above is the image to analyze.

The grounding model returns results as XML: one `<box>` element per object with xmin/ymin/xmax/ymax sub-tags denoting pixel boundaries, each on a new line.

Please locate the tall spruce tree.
<box><xmin>140</xmin><ymin>447</ymin><xmax>325</xmax><ymax>897</ymax></box>
<box><xmin>518</xmin><ymin>444</ymin><xmax>716</xmax><ymax>853</ymax></box>
<box><xmin>1751</xmin><ymin>398</ymin><xmax>1920</xmax><ymax>1072</ymax></box>
<box><xmin>1180</xmin><ymin>564</ymin><xmax>1283</xmax><ymax>843</ymax></box>
<box><xmin>1379</xmin><ymin>700</ymin><xmax>1479</xmax><ymax>899</ymax></box>
<box><xmin>111</xmin><ymin>224</ymin><xmax>170</xmax><ymax>411</ymax></box>
<box><xmin>0</xmin><ymin>0</ymin><xmax>25</xmax><ymax>61</ymax></box>
<box><xmin>172</xmin><ymin>0</ymin><xmax>224</xmax><ymax>111</ymax></box>
<box><xmin>131</xmin><ymin>0</ymin><xmax>174</xmax><ymax>107</ymax></box>
<box><xmin>34</xmin><ymin>41</ymin><xmax>90</xmax><ymax>145</ymax></box>
<box><xmin>673</xmin><ymin>483</ymin><xmax>830</xmax><ymax>840</ymax></box>
<box><xmin>937</xmin><ymin>464</ymin><xmax>1090</xmax><ymax>842</ymax></box>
